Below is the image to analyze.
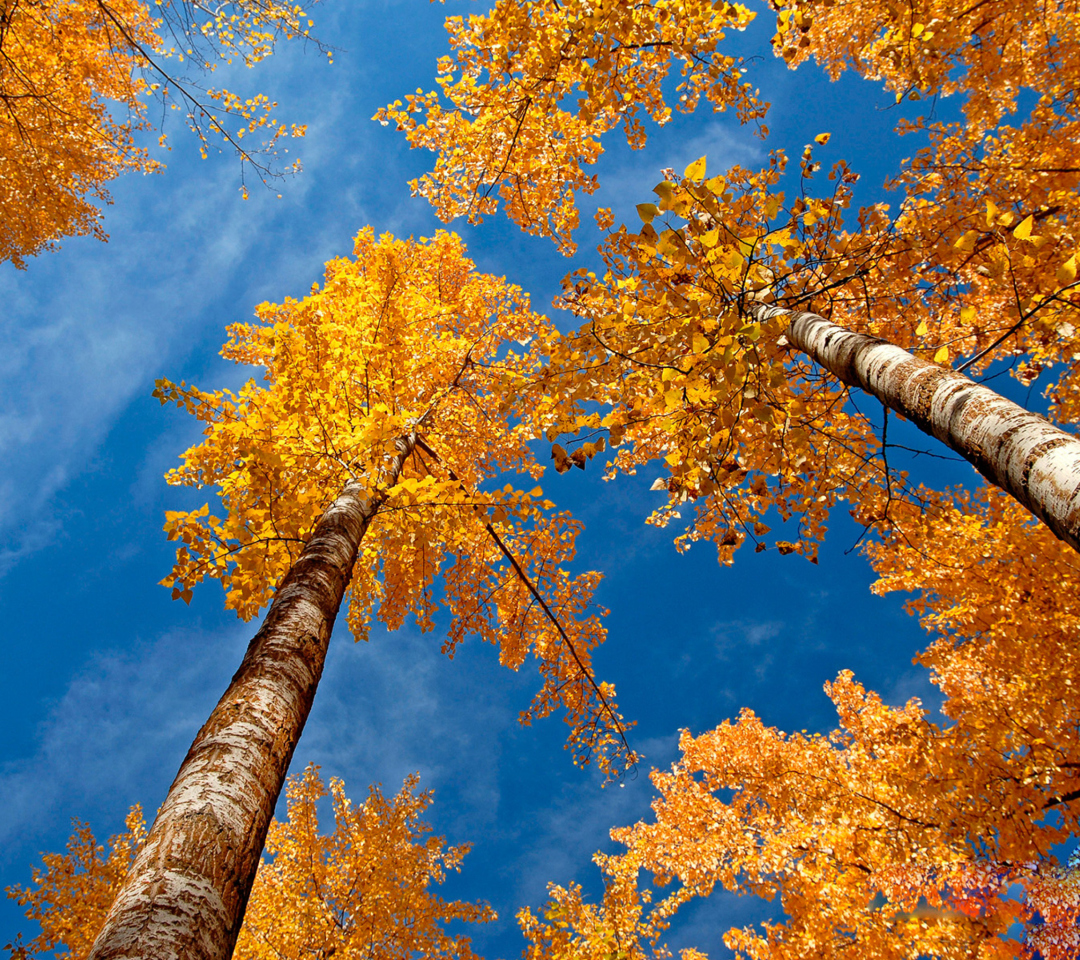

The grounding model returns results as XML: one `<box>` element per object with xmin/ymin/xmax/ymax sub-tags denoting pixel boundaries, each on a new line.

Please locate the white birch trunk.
<box><xmin>87</xmin><ymin>437</ymin><xmax>414</xmax><ymax>960</ymax></box>
<box><xmin>750</xmin><ymin>302</ymin><xmax>1080</xmax><ymax>552</ymax></box>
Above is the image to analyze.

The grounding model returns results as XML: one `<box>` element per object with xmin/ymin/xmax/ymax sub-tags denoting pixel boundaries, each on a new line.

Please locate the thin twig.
<box><xmin>413</xmin><ymin>435</ymin><xmax>634</xmax><ymax>768</ymax></box>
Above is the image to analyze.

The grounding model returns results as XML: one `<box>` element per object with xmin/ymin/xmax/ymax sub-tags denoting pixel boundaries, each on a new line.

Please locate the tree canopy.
<box><xmin>0</xmin><ymin>0</ymin><xmax>317</xmax><ymax>266</ymax></box>
<box><xmin>157</xmin><ymin>228</ymin><xmax>629</xmax><ymax>771</ymax></box>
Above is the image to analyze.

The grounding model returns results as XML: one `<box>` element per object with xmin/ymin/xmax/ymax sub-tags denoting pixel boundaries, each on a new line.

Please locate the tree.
<box><xmin>525</xmin><ymin>164</ymin><xmax>1080</xmax><ymax>561</ymax></box>
<box><xmin>87</xmin><ymin>229</ymin><xmax>630</xmax><ymax>960</ymax></box>
<box><xmin>373</xmin><ymin>0</ymin><xmax>766</xmax><ymax>256</ymax></box>
<box><xmin>381</xmin><ymin>0</ymin><xmax>1080</xmax><ymax>561</ymax></box>
<box><xmin>757</xmin><ymin>304</ymin><xmax>1080</xmax><ymax>552</ymax></box>
<box><xmin>513</xmin><ymin>483</ymin><xmax>1080</xmax><ymax>959</ymax></box>
<box><xmin>7</xmin><ymin>767</ymin><xmax>492</xmax><ymax>960</ymax></box>
<box><xmin>518</xmin><ymin>677</ymin><xmax>1080</xmax><ymax>959</ymax></box>
<box><xmin>5</xmin><ymin>806</ymin><xmax>147</xmax><ymax>960</ymax></box>
<box><xmin>1</xmin><ymin>0</ymin><xmax>318</xmax><ymax>267</ymax></box>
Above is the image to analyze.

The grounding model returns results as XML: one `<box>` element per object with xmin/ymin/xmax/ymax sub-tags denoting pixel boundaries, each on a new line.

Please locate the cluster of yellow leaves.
<box><xmin>523</xmin><ymin>152</ymin><xmax>898</xmax><ymax>563</ymax></box>
<box><xmin>0</xmin><ymin>0</ymin><xmax>316</xmax><ymax>266</ymax></box>
<box><xmin>527</xmin><ymin>123</ymin><xmax>1079</xmax><ymax>559</ymax></box>
<box><xmin>522</xmin><ymin>669</ymin><xmax>1080</xmax><ymax>960</ymax></box>
<box><xmin>521</xmin><ymin>122</ymin><xmax>1078</xmax><ymax>562</ymax></box>
<box><xmin>156</xmin><ymin>229</ymin><xmax>631</xmax><ymax>772</ymax></box>
<box><xmin>237</xmin><ymin>765</ymin><xmax>493</xmax><ymax>960</ymax></box>
<box><xmin>0</xmin><ymin>0</ymin><xmax>160</xmax><ymax>266</ymax></box>
<box><xmin>375</xmin><ymin>0</ymin><xmax>766</xmax><ymax>254</ymax></box>
<box><xmin>514</xmin><ymin>484</ymin><xmax>1080</xmax><ymax>960</ymax></box>
<box><xmin>767</xmin><ymin>0</ymin><xmax>1080</xmax><ymax>385</ymax></box>
<box><xmin>7</xmin><ymin>767</ymin><xmax>491</xmax><ymax>960</ymax></box>
<box><xmin>866</xmin><ymin>484</ymin><xmax>1080</xmax><ymax>813</ymax></box>
<box><xmin>518</xmin><ymin>853</ymin><xmax>681</xmax><ymax>960</ymax></box>
<box><xmin>149</xmin><ymin>0</ymin><xmax>318</xmax><ymax>177</ymax></box>
<box><xmin>865</xmin><ymin>484</ymin><xmax>1080</xmax><ymax>950</ymax></box>
<box><xmin>5</xmin><ymin>806</ymin><xmax>147</xmax><ymax>960</ymax></box>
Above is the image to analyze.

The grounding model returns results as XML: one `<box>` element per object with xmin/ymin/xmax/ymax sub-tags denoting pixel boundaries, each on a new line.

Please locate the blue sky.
<box><xmin>0</xmin><ymin>2</ymin><xmax>984</xmax><ymax>956</ymax></box>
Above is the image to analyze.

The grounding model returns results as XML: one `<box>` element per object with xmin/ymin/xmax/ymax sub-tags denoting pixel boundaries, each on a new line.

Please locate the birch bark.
<box><xmin>86</xmin><ymin>436</ymin><xmax>414</xmax><ymax>960</ymax></box>
<box><xmin>751</xmin><ymin>302</ymin><xmax>1080</xmax><ymax>552</ymax></box>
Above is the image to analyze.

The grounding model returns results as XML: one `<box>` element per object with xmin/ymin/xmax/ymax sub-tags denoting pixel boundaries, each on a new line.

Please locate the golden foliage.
<box><xmin>762</xmin><ymin>0</ymin><xmax>1080</xmax><ymax>407</ymax></box>
<box><xmin>522</xmin><ymin>665</ymin><xmax>1080</xmax><ymax>959</ymax></box>
<box><xmin>381</xmin><ymin>2</ymin><xmax>1080</xmax><ymax>956</ymax></box>
<box><xmin>867</xmin><ymin>485</ymin><xmax>1080</xmax><ymax>810</ymax></box>
<box><xmin>523</xmin><ymin>152</ymin><xmax>893</xmax><ymax>565</ymax></box>
<box><xmin>0</xmin><ymin>0</ymin><xmax>158</xmax><ymax>266</ymax></box>
<box><xmin>0</xmin><ymin>0</ymin><xmax>316</xmax><ymax>266</ymax></box>
<box><xmin>5</xmin><ymin>806</ymin><xmax>146</xmax><ymax>960</ymax></box>
<box><xmin>511</xmin><ymin>486</ymin><xmax>1080</xmax><ymax>959</ymax></box>
<box><xmin>156</xmin><ymin>229</ymin><xmax>632</xmax><ymax>773</ymax></box>
<box><xmin>236</xmin><ymin>766</ymin><xmax>494</xmax><ymax>960</ymax></box>
<box><xmin>375</xmin><ymin>0</ymin><xmax>766</xmax><ymax>254</ymax></box>
<box><xmin>386</xmin><ymin>0</ymin><xmax>1080</xmax><ymax>561</ymax></box>
<box><xmin>7</xmin><ymin>769</ymin><xmax>492</xmax><ymax>960</ymax></box>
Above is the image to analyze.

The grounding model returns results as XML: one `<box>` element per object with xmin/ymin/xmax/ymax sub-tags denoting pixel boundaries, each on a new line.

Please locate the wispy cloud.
<box><xmin>710</xmin><ymin>618</ymin><xmax>783</xmax><ymax>683</ymax></box>
<box><xmin>0</xmin><ymin>621</ymin><xmax>250</xmax><ymax>865</ymax></box>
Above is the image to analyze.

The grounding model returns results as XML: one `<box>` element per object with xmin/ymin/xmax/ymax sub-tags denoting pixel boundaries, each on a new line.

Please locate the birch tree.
<box><xmin>86</xmin><ymin>230</ymin><xmax>630</xmax><ymax>960</ymax></box>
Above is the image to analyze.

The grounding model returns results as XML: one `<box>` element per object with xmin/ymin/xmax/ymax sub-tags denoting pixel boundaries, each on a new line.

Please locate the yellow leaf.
<box><xmin>1013</xmin><ymin>215</ymin><xmax>1034</xmax><ymax>240</ymax></box>
<box><xmin>653</xmin><ymin>181</ymin><xmax>675</xmax><ymax>204</ymax></box>
<box><xmin>933</xmin><ymin>345</ymin><xmax>949</xmax><ymax>363</ymax></box>
<box><xmin>636</xmin><ymin>203</ymin><xmax>658</xmax><ymax>223</ymax></box>
<box><xmin>953</xmin><ymin>231</ymin><xmax>979</xmax><ymax>252</ymax></box>
<box><xmin>814</xmin><ymin>132</ymin><xmax>831</xmax><ymax>144</ymax></box>
<box><xmin>1057</xmin><ymin>255</ymin><xmax>1077</xmax><ymax>286</ymax></box>
<box><xmin>704</xmin><ymin>175</ymin><xmax>727</xmax><ymax>196</ymax></box>
<box><xmin>916</xmin><ymin>320</ymin><xmax>929</xmax><ymax>337</ymax></box>
<box><xmin>683</xmin><ymin>156</ymin><xmax>707</xmax><ymax>180</ymax></box>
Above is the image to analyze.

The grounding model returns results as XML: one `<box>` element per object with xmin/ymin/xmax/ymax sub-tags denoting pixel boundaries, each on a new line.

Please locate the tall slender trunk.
<box><xmin>87</xmin><ymin>437</ymin><xmax>414</xmax><ymax>960</ymax></box>
<box><xmin>750</xmin><ymin>303</ymin><xmax>1080</xmax><ymax>552</ymax></box>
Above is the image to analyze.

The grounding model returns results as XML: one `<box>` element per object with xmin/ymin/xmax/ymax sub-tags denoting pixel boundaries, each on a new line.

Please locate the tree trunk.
<box><xmin>751</xmin><ymin>303</ymin><xmax>1080</xmax><ymax>552</ymax></box>
<box><xmin>87</xmin><ymin>437</ymin><xmax>414</xmax><ymax>960</ymax></box>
